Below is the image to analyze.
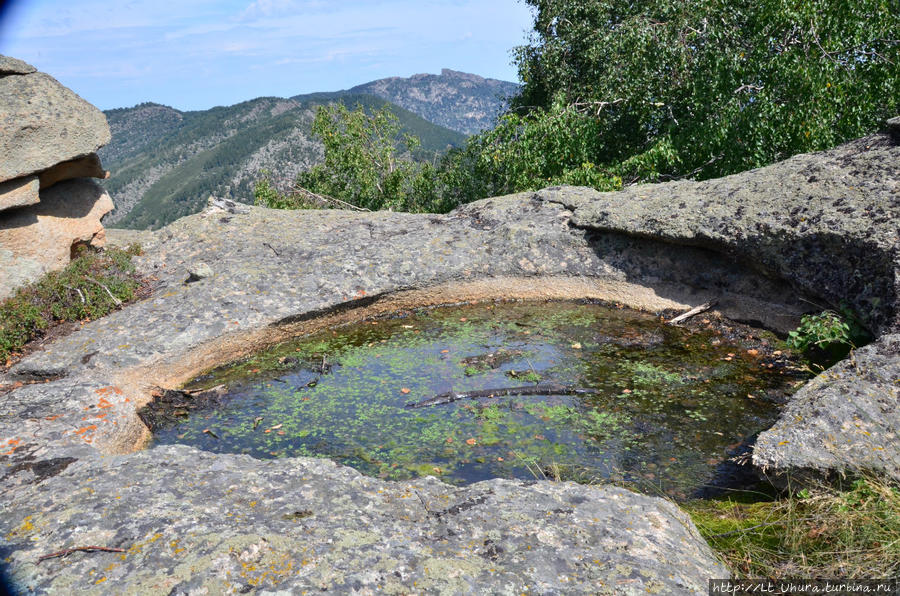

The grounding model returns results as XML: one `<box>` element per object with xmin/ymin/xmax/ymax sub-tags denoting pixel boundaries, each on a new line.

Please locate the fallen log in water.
<box><xmin>405</xmin><ymin>383</ymin><xmax>600</xmax><ymax>409</ymax></box>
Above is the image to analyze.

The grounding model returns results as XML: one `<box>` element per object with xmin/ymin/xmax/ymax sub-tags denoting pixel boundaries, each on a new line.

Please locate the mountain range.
<box><xmin>99</xmin><ymin>70</ymin><xmax>518</xmax><ymax>230</ymax></box>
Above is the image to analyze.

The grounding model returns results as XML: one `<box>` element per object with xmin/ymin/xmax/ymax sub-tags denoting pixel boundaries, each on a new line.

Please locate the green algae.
<box><xmin>152</xmin><ymin>300</ymin><xmax>799</xmax><ymax>499</ymax></box>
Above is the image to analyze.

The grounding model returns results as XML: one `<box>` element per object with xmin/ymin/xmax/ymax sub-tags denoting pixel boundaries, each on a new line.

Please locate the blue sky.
<box><xmin>0</xmin><ymin>0</ymin><xmax>534</xmax><ymax>111</ymax></box>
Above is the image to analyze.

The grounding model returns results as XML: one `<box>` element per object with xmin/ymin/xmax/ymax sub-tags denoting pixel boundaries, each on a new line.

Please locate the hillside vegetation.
<box><xmin>281</xmin><ymin>0</ymin><xmax>897</xmax><ymax>214</ymax></box>
<box><xmin>100</xmin><ymin>94</ymin><xmax>466</xmax><ymax>229</ymax></box>
<box><xmin>100</xmin><ymin>69</ymin><xmax>516</xmax><ymax>230</ymax></box>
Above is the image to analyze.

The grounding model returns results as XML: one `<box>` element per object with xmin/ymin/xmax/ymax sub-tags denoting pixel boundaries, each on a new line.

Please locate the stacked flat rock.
<box><xmin>0</xmin><ymin>55</ymin><xmax>113</xmax><ymax>298</ymax></box>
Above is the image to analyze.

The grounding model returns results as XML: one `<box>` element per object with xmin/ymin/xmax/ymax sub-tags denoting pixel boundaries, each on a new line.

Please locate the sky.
<box><xmin>0</xmin><ymin>0</ymin><xmax>534</xmax><ymax>111</ymax></box>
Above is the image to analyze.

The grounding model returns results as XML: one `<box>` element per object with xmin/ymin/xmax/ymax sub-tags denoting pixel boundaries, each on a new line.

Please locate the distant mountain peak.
<box><xmin>348</xmin><ymin>69</ymin><xmax>519</xmax><ymax>135</ymax></box>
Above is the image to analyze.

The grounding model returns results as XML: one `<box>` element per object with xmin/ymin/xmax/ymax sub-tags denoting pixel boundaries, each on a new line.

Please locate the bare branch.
<box><xmin>291</xmin><ymin>185</ymin><xmax>370</xmax><ymax>212</ymax></box>
<box><xmin>84</xmin><ymin>277</ymin><xmax>122</xmax><ymax>306</ymax></box>
<box><xmin>571</xmin><ymin>98</ymin><xmax>624</xmax><ymax>116</ymax></box>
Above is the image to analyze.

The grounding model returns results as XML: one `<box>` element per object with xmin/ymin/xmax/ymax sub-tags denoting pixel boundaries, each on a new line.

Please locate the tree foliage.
<box><xmin>437</xmin><ymin>101</ymin><xmax>623</xmax><ymax>204</ymax></box>
<box><xmin>258</xmin><ymin>0</ymin><xmax>898</xmax><ymax>213</ymax></box>
<box><xmin>512</xmin><ymin>0</ymin><xmax>899</xmax><ymax>180</ymax></box>
<box><xmin>296</xmin><ymin>102</ymin><xmax>434</xmax><ymax>211</ymax></box>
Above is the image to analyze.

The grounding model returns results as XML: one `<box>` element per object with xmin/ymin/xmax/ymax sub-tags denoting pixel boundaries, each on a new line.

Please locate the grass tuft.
<box><xmin>0</xmin><ymin>244</ymin><xmax>145</xmax><ymax>364</ymax></box>
<box><xmin>683</xmin><ymin>475</ymin><xmax>900</xmax><ymax>579</ymax></box>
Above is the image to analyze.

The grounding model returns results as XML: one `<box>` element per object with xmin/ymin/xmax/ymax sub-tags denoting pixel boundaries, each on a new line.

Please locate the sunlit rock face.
<box><xmin>0</xmin><ymin>55</ymin><xmax>112</xmax><ymax>298</ymax></box>
<box><xmin>0</xmin><ymin>56</ymin><xmax>109</xmax><ymax>183</ymax></box>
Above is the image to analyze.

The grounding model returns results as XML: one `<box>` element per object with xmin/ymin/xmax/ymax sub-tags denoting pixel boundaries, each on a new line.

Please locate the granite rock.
<box><xmin>753</xmin><ymin>334</ymin><xmax>900</xmax><ymax>481</ymax></box>
<box><xmin>0</xmin><ymin>176</ymin><xmax>40</xmax><ymax>212</ymax></box>
<box><xmin>0</xmin><ymin>55</ymin><xmax>36</xmax><ymax>76</ymax></box>
<box><xmin>538</xmin><ymin>120</ymin><xmax>899</xmax><ymax>337</ymax></box>
<box><xmin>38</xmin><ymin>153</ymin><xmax>108</xmax><ymax>190</ymax></box>
<box><xmin>1</xmin><ymin>446</ymin><xmax>725</xmax><ymax>594</ymax></box>
<box><xmin>0</xmin><ymin>59</ymin><xmax>110</xmax><ymax>183</ymax></box>
<box><xmin>0</xmin><ymin>179</ymin><xmax>114</xmax><ymax>299</ymax></box>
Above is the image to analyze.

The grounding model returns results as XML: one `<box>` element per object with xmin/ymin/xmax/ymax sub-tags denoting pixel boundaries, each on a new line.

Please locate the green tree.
<box><xmin>512</xmin><ymin>0</ymin><xmax>899</xmax><ymax>181</ymax></box>
<box><xmin>436</xmin><ymin>100</ymin><xmax>623</xmax><ymax>204</ymax></box>
<box><xmin>297</xmin><ymin>102</ymin><xmax>436</xmax><ymax>211</ymax></box>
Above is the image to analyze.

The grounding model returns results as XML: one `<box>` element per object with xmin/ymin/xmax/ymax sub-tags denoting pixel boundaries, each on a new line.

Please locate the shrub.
<box><xmin>787</xmin><ymin>307</ymin><xmax>871</xmax><ymax>366</ymax></box>
<box><xmin>0</xmin><ymin>245</ymin><xmax>144</xmax><ymax>364</ymax></box>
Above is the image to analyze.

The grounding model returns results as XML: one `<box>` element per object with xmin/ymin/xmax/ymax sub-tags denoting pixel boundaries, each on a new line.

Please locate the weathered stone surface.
<box><xmin>0</xmin><ymin>179</ymin><xmax>113</xmax><ymax>299</ymax></box>
<box><xmin>0</xmin><ymin>55</ymin><xmax>36</xmax><ymax>75</ymax></box>
<box><xmin>0</xmin><ymin>63</ymin><xmax>110</xmax><ymax>183</ymax></box>
<box><xmin>539</xmin><ymin>121</ymin><xmax>899</xmax><ymax>337</ymax></box>
<box><xmin>37</xmin><ymin>153</ymin><xmax>108</xmax><ymax>190</ymax></box>
<box><xmin>1</xmin><ymin>445</ymin><xmax>724</xmax><ymax>594</ymax></box>
<box><xmin>0</xmin><ymin>176</ymin><xmax>39</xmax><ymax>212</ymax></box>
<box><xmin>1</xmin><ymin>194</ymin><xmax>782</xmax><ymax>592</ymax></box>
<box><xmin>15</xmin><ymin>196</ymin><xmax>808</xmax><ymax>382</ymax></box>
<box><xmin>754</xmin><ymin>334</ymin><xmax>900</xmax><ymax>480</ymax></box>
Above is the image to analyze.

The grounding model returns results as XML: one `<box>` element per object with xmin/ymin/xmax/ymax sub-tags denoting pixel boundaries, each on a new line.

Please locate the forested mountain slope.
<box><xmin>100</xmin><ymin>93</ymin><xmax>466</xmax><ymax>230</ymax></box>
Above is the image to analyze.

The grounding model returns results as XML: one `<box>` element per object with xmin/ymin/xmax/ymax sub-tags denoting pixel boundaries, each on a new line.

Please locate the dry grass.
<box><xmin>684</xmin><ymin>475</ymin><xmax>900</xmax><ymax>578</ymax></box>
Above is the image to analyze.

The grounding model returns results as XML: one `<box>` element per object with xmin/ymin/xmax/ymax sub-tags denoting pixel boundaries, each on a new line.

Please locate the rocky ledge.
<box><xmin>1</xmin><ymin>120</ymin><xmax>897</xmax><ymax>593</ymax></box>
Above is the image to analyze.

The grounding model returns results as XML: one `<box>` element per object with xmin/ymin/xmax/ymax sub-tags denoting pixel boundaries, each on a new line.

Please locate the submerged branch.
<box><xmin>405</xmin><ymin>383</ymin><xmax>600</xmax><ymax>409</ymax></box>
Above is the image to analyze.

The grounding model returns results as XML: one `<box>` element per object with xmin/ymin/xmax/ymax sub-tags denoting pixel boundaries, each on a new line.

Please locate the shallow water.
<box><xmin>152</xmin><ymin>301</ymin><xmax>795</xmax><ymax>499</ymax></box>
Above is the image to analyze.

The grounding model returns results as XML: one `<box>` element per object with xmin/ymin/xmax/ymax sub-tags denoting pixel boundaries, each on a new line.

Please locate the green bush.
<box><xmin>512</xmin><ymin>0</ymin><xmax>898</xmax><ymax>182</ymax></box>
<box><xmin>787</xmin><ymin>307</ymin><xmax>871</xmax><ymax>366</ymax></box>
<box><xmin>0</xmin><ymin>245</ymin><xmax>144</xmax><ymax>364</ymax></box>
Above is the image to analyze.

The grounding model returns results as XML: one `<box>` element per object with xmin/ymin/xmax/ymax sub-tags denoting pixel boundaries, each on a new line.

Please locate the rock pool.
<box><xmin>150</xmin><ymin>300</ymin><xmax>799</xmax><ymax>499</ymax></box>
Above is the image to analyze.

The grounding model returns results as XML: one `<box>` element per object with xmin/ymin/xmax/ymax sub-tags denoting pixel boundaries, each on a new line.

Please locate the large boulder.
<box><xmin>0</xmin><ymin>56</ymin><xmax>113</xmax><ymax>298</ymax></box>
<box><xmin>539</xmin><ymin>118</ymin><xmax>899</xmax><ymax>337</ymax></box>
<box><xmin>0</xmin><ymin>179</ymin><xmax>114</xmax><ymax>298</ymax></box>
<box><xmin>0</xmin><ymin>56</ymin><xmax>110</xmax><ymax>183</ymax></box>
<box><xmin>753</xmin><ymin>334</ymin><xmax>900</xmax><ymax>481</ymax></box>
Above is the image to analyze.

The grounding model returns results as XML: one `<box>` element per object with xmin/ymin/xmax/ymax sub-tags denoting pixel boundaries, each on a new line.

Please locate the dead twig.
<box><xmin>667</xmin><ymin>300</ymin><xmax>718</xmax><ymax>325</ymax></box>
<box><xmin>182</xmin><ymin>384</ymin><xmax>226</xmax><ymax>396</ymax></box>
<box><xmin>292</xmin><ymin>185</ymin><xmax>370</xmax><ymax>212</ymax></box>
<box><xmin>63</xmin><ymin>284</ymin><xmax>86</xmax><ymax>304</ymax></box>
<box><xmin>84</xmin><ymin>276</ymin><xmax>122</xmax><ymax>306</ymax></box>
<box><xmin>38</xmin><ymin>546</ymin><xmax>125</xmax><ymax>562</ymax></box>
<box><xmin>262</xmin><ymin>242</ymin><xmax>281</xmax><ymax>256</ymax></box>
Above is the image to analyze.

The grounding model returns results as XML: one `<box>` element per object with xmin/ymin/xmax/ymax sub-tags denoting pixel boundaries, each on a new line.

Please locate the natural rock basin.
<box><xmin>149</xmin><ymin>300</ymin><xmax>798</xmax><ymax>499</ymax></box>
<box><xmin>3</xmin><ymin>121</ymin><xmax>896</xmax><ymax>594</ymax></box>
